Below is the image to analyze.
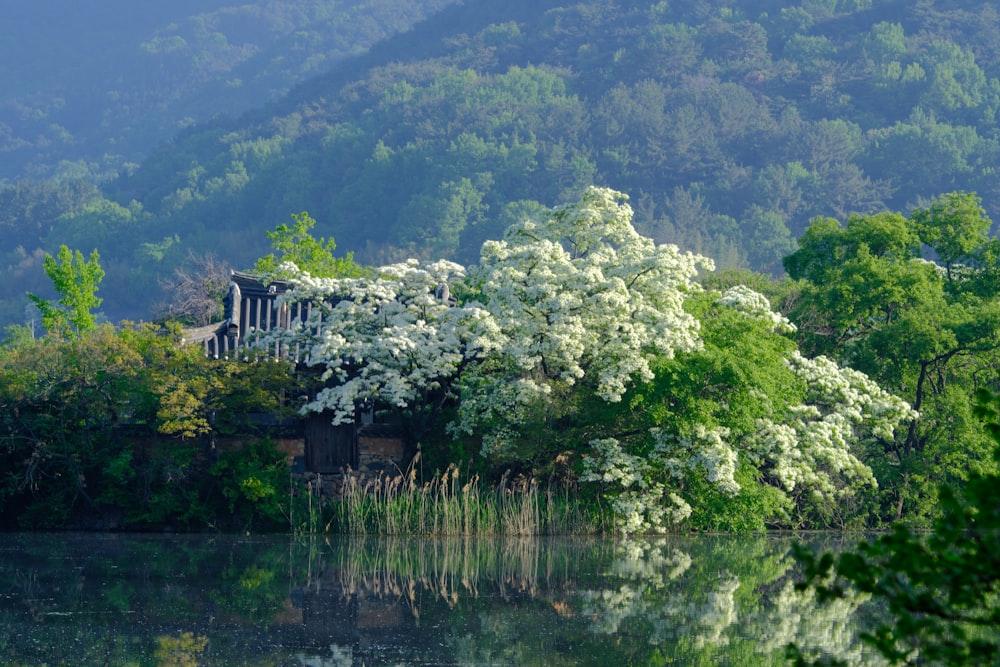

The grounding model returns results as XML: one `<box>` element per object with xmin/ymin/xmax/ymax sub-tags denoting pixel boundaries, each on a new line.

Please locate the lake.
<box><xmin>0</xmin><ymin>532</ymin><xmax>885</xmax><ymax>665</ymax></box>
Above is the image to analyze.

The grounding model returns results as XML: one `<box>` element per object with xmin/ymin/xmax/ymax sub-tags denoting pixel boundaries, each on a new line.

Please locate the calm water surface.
<box><xmin>0</xmin><ymin>532</ymin><xmax>884</xmax><ymax>665</ymax></box>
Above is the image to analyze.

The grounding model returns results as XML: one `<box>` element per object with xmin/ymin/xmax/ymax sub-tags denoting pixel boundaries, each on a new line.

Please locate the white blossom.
<box><xmin>581</xmin><ymin>437</ymin><xmax>695</xmax><ymax>534</ymax></box>
<box><xmin>478</xmin><ymin>188</ymin><xmax>712</xmax><ymax>400</ymax></box>
<box><xmin>580</xmin><ymin>438</ymin><xmax>647</xmax><ymax>488</ymax></box>
<box><xmin>716</xmin><ymin>284</ymin><xmax>796</xmax><ymax>333</ymax></box>
<box><xmin>749</xmin><ymin>351</ymin><xmax>917</xmax><ymax>508</ymax></box>
<box><xmin>257</xmin><ymin>259</ymin><xmax>504</xmax><ymax>424</ymax></box>
<box><xmin>652</xmin><ymin>425</ymin><xmax>740</xmax><ymax>495</ymax></box>
<box><xmin>460</xmin><ymin>186</ymin><xmax>713</xmax><ymax>451</ymax></box>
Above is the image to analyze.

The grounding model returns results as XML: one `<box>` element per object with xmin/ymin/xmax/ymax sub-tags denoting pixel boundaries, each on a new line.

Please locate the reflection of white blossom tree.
<box><xmin>577</xmin><ymin>537</ymin><xmax>886</xmax><ymax>664</ymax></box>
<box><xmin>579</xmin><ymin>539</ymin><xmax>740</xmax><ymax>649</ymax></box>
<box><xmin>753</xmin><ymin>579</ymin><xmax>887</xmax><ymax>665</ymax></box>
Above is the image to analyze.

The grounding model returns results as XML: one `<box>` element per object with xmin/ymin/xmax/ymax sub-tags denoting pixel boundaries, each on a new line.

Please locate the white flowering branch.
<box><xmin>749</xmin><ymin>351</ymin><xmax>918</xmax><ymax>510</ymax></box>
<box><xmin>460</xmin><ymin>186</ymin><xmax>714</xmax><ymax>456</ymax></box>
<box><xmin>258</xmin><ymin>259</ymin><xmax>504</xmax><ymax>431</ymax></box>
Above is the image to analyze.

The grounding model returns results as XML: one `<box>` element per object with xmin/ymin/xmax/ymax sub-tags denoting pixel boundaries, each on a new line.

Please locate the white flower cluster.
<box><xmin>750</xmin><ymin>351</ymin><xmax>917</xmax><ymax>506</ymax></box>
<box><xmin>580</xmin><ymin>438</ymin><xmax>647</xmax><ymax>488</ymax></box>
<box><xmin>581</xmin><ymin>347</ymin><xmax>915</xmax><ymax>529</ymax></box>
<box><xmin>580</xmin><ymin>437</ymin><xmax>695</xmax><ymax>534</ymax></box>
<box><xmin>266</xmin><ymin>188</ymin><xmax>716</xmax><ymax>456</ymax></box>
<box><xmin>580</xmin><ymin>424</ymin><xmax>741</xmax><ymax>534</ymax></box>
<box><xmin>652</xmin><ymin>424</ymin><xmax>740</xmax><ymax>495</ymax></box>
<box><xmin>258</xmin><ymin>259</ymin><xmax>504</xmax><ymax>423</ymax></box>
<box><xmin>715</xmin><ymin>284</ymin><xmax>796</xmax><ymax>332</ymax></box>
<box><xmin>474</xmin><ymin>186</ymin><xmax>712</xmax><ymax>405</ymax></box>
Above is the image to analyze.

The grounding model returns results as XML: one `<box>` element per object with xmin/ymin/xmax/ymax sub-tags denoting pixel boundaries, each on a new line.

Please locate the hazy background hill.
<box><xmin>4</xmin><ymin>0</ymin><xmax>1000</xmax><ymax>331</ymax></box>
<box><xmin>0</xmin><ymin>0</ymin><xmax>457</xmax><ymax>180</ymax></box>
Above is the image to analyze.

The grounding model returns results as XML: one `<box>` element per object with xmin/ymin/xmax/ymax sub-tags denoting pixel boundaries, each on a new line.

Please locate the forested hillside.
<box><xmin>0</xmin><ymin>0</ymin><xmax>456</xmax><ymax>180</ymax></box>
<box><xmin>4</xmin><ymin>0</ymin><xmax>1000</xmax><ymax>329</ymax></box>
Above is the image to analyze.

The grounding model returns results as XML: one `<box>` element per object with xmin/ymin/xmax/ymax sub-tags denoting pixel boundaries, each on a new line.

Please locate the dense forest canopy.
<box><xmin>4</xmin><ymin>0</ymin><xmax>1000</xmax><ymax>331</ymax></box>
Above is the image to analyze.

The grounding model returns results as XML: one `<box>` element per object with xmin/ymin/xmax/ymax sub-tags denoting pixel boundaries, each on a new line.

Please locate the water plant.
<box><xmin>323</xmin><ymin>457</ymin><xmax>602</xmax><ymax>536</ymax></box>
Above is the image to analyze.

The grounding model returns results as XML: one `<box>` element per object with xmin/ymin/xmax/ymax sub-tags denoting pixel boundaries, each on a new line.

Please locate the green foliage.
<box><xmin>911</xmin><ymin>191</ymin><xmax>992</xmax><ymax>280</ymax></box>
<box><xmin>252</xmin><ymin>211</ymin><xmax>364</xmax><ymax>278</ymax></box>
<box><xmin>27</xmin><ymin>245</ymin><xmax>105</xmax><ymax>338</ymax></box>
<box><xmin>0</xmin><ymin>321</ymin><xmax>298</xmax><ymax>530</ymax></box>
<box><xmin>0</xmin><ymin>324</ymin><xmax>146</xmax><ymax>527</ymax></box>
<box><xmin>539</xmin><ymin>277</ymin><xmax>910</xmax><ymax>533</ymax></box>
<box><xmin>46</xmin><ymin>197</ymin><xmax>146</xmax><ymax>255</ymax></box>
<box><xmin>601</xmin><ymin>293</ymin><xmax>802</xmax><ymax>531</ymax></box>
<box><xmin>8</xmin><ymin>1</ymin><xmax>1000</xmax><ymax>331</ymax></box>
<box><xmin>211</xmin><ymin>439</ymin><xmax>290</xmax><ymax>532</ymax></box>
<box><xmin>782</xmin><ymin>195</ymin><xmax>1000</xmax><ymax>525</ymax></box>
<box><xmin>0</xmin><ymin>0</ymin><xmax>455</xmax><ymax>181</ymax></box>
<box><xmin>791</xmin><ymin>388</ymin><xmax>1000</xmax><ymax>665</ymax></box>
<box><xmin>130</xmin><ymin>441</ymin><xmax>213</xmax><ymax>528</ymax></box>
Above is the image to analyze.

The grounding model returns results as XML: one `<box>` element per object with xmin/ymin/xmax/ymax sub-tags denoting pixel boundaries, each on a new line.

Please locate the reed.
<box><xmin>283</xmin><ymin>474</ymin><xmax>326</xmax><ymax>535</ymax></box>
<box><xmin>321</xmin><ymin>456</ymin><xmax>603</xmax><ymax>536</ymax></box>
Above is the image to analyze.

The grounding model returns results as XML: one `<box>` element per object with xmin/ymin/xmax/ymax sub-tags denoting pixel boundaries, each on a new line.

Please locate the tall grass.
<box><xmin>321</xmin><ymin>455</ymin><xmax>603</xmax><ymax>536</ymax></box>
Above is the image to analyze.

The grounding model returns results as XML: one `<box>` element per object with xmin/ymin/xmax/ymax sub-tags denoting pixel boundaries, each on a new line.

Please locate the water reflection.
<box><xmin>0</xmin><ymin>532</ymin><xmax>884</xmax><ymax>665</ymax></box>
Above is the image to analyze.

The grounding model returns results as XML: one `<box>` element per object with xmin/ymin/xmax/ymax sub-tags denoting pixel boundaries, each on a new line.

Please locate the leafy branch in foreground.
<box><xmin>789</xmin><ymin>388</ymin><xmax>1000</xmax><ymax>665</ymax></box>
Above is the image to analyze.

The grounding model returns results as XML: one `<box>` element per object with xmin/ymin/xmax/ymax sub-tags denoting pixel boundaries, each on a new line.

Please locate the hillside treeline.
<box><xmin>0</xmin><ymin>0</ymin><xmax>1000</xmax><ymax>322</ymax></box>
<box><xmin>0</xmin><ymin>0</ymin><xmax>455</xmax><ymax>181</ymax></box>
<box><xmin>4</xmin><ymin>0</ymin><xmax>1000</xmax><ymax>328</ymax></box>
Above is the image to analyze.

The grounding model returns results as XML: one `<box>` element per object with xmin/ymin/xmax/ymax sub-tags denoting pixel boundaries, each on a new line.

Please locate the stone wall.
<box><xmin>123</xmin><ymin>415</ymin><xmax>412</xmax><ymax>502</ymax></box>
<box><xmin>292</xmin><ymin>434</ymin><xmax>412</xmax><ymax>502</ymax></box>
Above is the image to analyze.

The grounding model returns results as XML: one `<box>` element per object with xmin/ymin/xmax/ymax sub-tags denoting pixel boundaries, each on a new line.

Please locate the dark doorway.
<box><xmin>304</xmin><ymin>414</ymin><xmax>357</xmax><ymax>472</ymax></box>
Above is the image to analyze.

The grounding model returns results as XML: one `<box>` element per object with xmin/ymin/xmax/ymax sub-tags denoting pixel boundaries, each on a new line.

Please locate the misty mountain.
<box><xmin>0</xmin><ymin>0</ymin><xmax>457</xmax><ymax>180</ymax></box>
<box><xmin>4</xmin><ymin>0</ymin><xmax>1000</xmax><ymax>330</ymax></box>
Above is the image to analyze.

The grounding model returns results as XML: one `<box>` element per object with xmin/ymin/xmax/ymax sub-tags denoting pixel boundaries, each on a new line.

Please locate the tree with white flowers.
<box><xmin>257</xmin><ymin>186</ymin><xmax>916</xmax><ymax>533</ymax></box>
<box><xmin>258</xmin><ymin>258</ymin><xmax>503</xmax><ymax>438</ymax></box>
<box><xmin>453</xmin><ymin>186</ymin><xmax>714</xmax><ymax>457</ymax></box>
<box><xmin>262</xmin><ymin>186</ymin><xmax>714</xmax><ymax>457</ymax></box>
<box><xmin>579</xmin><ymin>284</ymin><xmax>916</xmax><ymax>532</ymax></box>
<box><xmin>750</xmin><ymin>351</ymin><xmax>917</xmax><ymax>513</ymax></box>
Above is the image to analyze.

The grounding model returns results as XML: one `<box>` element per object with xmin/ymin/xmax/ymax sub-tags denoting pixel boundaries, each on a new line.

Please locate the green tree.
<box><xmin>919</xmin><ymin>40</ymin><xmax>991</xmax><ymax>118</ymax></box>
<box><xmin>862</xmin><ymin>21</ymin><xmax>908</xmax><ymax>87</ymax></box>
<box><xmin>0</xmin><ymin>319</ymin><xmax>299</xmax><ymax>530</ymax></box>
<box><xmin>394</xmin><ymin>176</ymin><xmax>490</xmax><ymax>258</ymax></box>
<box><xmin>27</xmin><ymin>245</ymin><xmax>105</xmax><ymax>338</ymax></box>
<box><xmin>46</xmin><ymin>197</ymin><xmax>145</xmax><ymax>255</ymax></box>
<box><xmin>861</xmin><ymin>109</ymin><xmax>996</xmax><ymax>205</ymax></box>
<box><xmin>783</xmin><ymin>196</ymin><xmax>1000</xmax><ymax>524</ymax></box>
<box><xmin>911</xmin><ymin>191</ymin><xmax>992</xmax><ymax>282</ymax></box>
<box><xmin>252</xmin><ymin>211</ymin><xmax>363</xmax><ymax>278</ymax></box>
<box><xmin>791</xmin><ymin>388</ymin><xmax>1000</xmax><ymax>665</ymax></box>
<box><xmin>0</xmin><ymin>324</ymin><xmax>144</xmax><ymax>526</ymax></box>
